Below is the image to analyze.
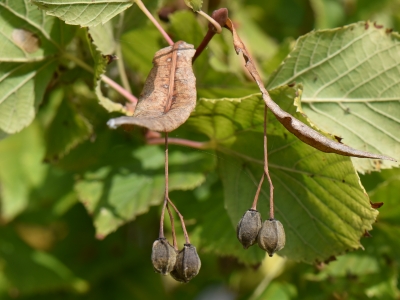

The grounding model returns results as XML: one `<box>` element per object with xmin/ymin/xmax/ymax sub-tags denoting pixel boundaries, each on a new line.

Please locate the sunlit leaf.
<box><xmin>187</xmin><ymin>85</ymin><xmax>378</xmax><ymax>263</ymax></box>
<box><xmin>0</xmin><ymin>121</ymin><xmax>47</xmax><ymax>221</ymax></box>
<box><xmin>267</xmin><ymin>21</ymin><xmax>400</xmax><ymax>172</ymax></box>
<box><xmin>75</xmin><ymin>142</ymin><xmax>215</xmax><ymax>238</ymax></box>
<box><xmin>90</xmin><ymin>35</ymin><xmax>128</xmax><ymax>114</ymax></box>
<box><xmin>225</xmin><ymin>18</ymin><xmax>394</xmax><ymax>163</ymax></box>
<box><xmin>31</xmin><ymin>0</ymin><xmax>133</xmax><ymax>27</ymax></box>
<box><xmin>0</xmin><ymin>0</ymin><xmax>75</xmax><ymax>133</ymax></box>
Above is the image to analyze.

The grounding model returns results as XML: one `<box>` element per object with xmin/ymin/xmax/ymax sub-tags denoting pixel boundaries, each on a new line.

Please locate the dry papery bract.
<box><xmin>107</xmin><ymin>41</ymin><xmax>196</xmax><ymax>133</ymax></box>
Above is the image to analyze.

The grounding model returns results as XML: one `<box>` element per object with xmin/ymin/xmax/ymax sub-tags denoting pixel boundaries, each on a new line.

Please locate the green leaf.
<box><xmin>88</xmin><ymin>20</ymin><xmax>116</xmax><ymax>55</ymax></box>
<box><xmin>306</xmin><ymin>253</ymin><xmax>379</xmax><ymax>280</ymax></box>
<box><xmin>31</xmin><ymin>0</ymin><xmax>133</xmax><ymax>27</ymax></box>
<box><xmin>121</xmin><ymin>26</ymin><xmax>161</xmax><ymax>80</ymax></box>
<box><xmin>187</xmin><ymin>85</ymin><xmax>378</xmax><ymax>263</ymax></box>
<box><xmin>302</xmin><ymin>251</ymin><xmax>398</xmax><ymax>298</ymax></box>
<box><xmin>360</xmin><ymin>169</ymin><xmax>400</xmax><ymax>261</ymax></box>
<box><xmin>0</xmin><ymin>227</ymin><xmax>87</xmax><ymax>294</ymax></box>
<box><xmin>167</xmin><ymin>11</ymin><xmax>260</xmax><ymax>100</ymax></box>
<box><xmin>368</xmin><ymin>170</ymin><xmax>400</xmax><ymax>223</ymax></box>
<box><xmin>267</xmin><ymin>22</ymin><xmax>400</xmax><ymax>173</ymax></box>
<box><xmin>168</xmin><ymin>10</ymin><xmax>208</xmax><ymax>79</ymax></box>
<box><xmin>309</xmin><ymin>0</ymin><xmax>345</xmax><ymax>29</ymax></box>
<box><xmin>169</xmin><ymin>11</ymin><xmax>204</xmax><ymax>47</ymax></box>
<box><xmin>75</xmin><ymin>142</ymin><xmax>216</xmax><ymax>238</ymax></box>
<box><xmin>184</xmin><ymin>0</ymin><xmax>203</xmax><ymax>12</ymax></box>
<box><xmin>193</xmin><ymin>181</ymin><xmax>266</xmax><ymax>265</ymax></box>
<box><xmin>0</xmin><ymin>61</ymin><xmax>57</xmax><ymax>133</ymax></box>
<box><xmin>0</xmin><ymin>0</ymin><xmax>76</xmax><ymax>133</ymax></box>
<box><xmin>0</xmin><ymin>120</ymin><xmax>47</xmax><ymax>221</ymax></box>
<box><xmin>117</xmin><ymin>0</ymin><xmax>162</xmax><ymax>78</ymax></box>
<box><xmin>255</xmin><ymin>282</ymin><xmax>297</xmax><ymax>300</ymax></box>
<box><xmin>0</xmin><ymin>1</ymin><xmax>74</xmax><ymax>61</ymax></box>
<box><xmin>85</xmin><ymin>13</ymin><xmax>134</xmax><ymax>114</ymax></box>
<box><xmin>90</xmin><ymin>35</ymin><xmax>128</xmax><ymax>114</ymax></box>
<box><xmin>229</xmin><ymin>2</ymin><xmax>278</xmax><ymax>67</ymax></box>
<box><xmin>44</xmin><ymin>88</ymin><xmax>93</xmax><ymax>161</ymax></box>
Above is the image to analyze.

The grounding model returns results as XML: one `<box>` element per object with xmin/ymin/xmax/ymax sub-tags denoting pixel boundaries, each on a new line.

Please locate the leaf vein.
<box><xmin>307</xmin><ymin>103</ymin><xmax>383</xmax><ymax>154</ymax></box>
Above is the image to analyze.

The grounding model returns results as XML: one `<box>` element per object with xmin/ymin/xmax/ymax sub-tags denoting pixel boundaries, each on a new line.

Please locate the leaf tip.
<box><xmin>107</xmin><ymin>119</ymin><xmax>118</xmax><ymax>129</ymax></box>
<box><xmin>370</xmin><ymin>201</ymin><xmax>384</xmax><ymax>209</ymax></box>
<box><xmin>373</xmin><ymin>21</ymin><xmax>384</xmax><ymax>29</ymax></box>
<box><xmin>363</xmin><ymin>230</ymin><xmax>373</xmax><ymax>238</ymax></box>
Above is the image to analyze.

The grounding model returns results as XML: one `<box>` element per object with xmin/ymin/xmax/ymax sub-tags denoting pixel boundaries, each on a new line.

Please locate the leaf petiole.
<box><xmin>193</xmin><ymin>8</ymin><xmax>228</xmax><ymax>63</ymax></box>
<box><xmin>147</xmin><ymin>137</ymin><xmax>212</xmax><ymax>149</ymax></box>
<box><xmin>115</xmin><ymin>12</ymin><xmax>132</xmax><ymax>94</ymax></box>
<box><xmin>197</xmin><ymin>10</ymin><xmax>222</xmax><ymax>33</ymax></box>
<box><xmin>62</xmin><ymin>52</ymin><xmax>138</xmax><ymax>105</ymax></box>
<box><xmin>263</xmin><ymin>104</ymin><xmax>275</xmax><ymax>219</ymax></box>
<box><xmin>135</xmin><ymin>0</ymin><xmax>174</xmax><ymax>46</ymax></box>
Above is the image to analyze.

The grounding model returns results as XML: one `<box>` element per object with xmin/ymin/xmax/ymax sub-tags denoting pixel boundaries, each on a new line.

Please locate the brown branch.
<box><xmin>159</xmin><ymin>196</ymin><xmax>167</xmax><ymax>238</ymax></box>
<box><xmin>147</xmin><ymin>137</ymin><xmax>211</xmax><ymax>149</ymax></box>
<box><xmin>193</xmin><ymin>8</ymin><xmax>228</xmax><ymax>63</ymax></box>
<box><xmin>251</xmin><ymin>173</ymin><xmax>265</xmax><ymax>210</ymax></box>
<box><xmin>165</xmin><ymin>133</ymin><xmax>169</xmax><ymax>198</ymax></box>
<box><xmin>159</xmin><ymin>133</ymin><xmax>169</xmax><ymax>238</ymax></box>
<box><xmin>166</xmin><ymin>203</ymin><xmax>178</xmax><ymax>250</ymax></box>
<box><xmin>193</xmin><ymin>30</ymin><xmax>215</xmax><ymax>63</ymax></box>
<box><xmin>263</xmin><ymin>105</ymin><xmax>275</xmax><ymax>219</ymax></box>
<box><xmin>136</xmin><ymin>0</ymin><xmax>174</xmax><ymax>46</ymax></box>
<box><xmin>167</xmin><ymin>197</ymin><xmax>190</xmax><ymax>244</ymax></box>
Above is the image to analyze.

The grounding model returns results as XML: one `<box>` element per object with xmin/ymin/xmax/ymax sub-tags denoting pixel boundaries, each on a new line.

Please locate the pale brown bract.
<box><xmin>224</xmin><ymin>18</ymin><xmax>396</xmax><ymax>162</ymax></box>
<box><xmin>12</xmin><ymin>29</ymin><xmax>40</xmax><ymax>53</ymax></box>
<box><xmin>107</xmin><ymin>41</ymin><xmax>196</xmax><ymax>132</ymax></box>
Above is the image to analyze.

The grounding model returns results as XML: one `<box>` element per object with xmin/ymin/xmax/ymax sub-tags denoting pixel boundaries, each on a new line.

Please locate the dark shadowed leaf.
<box><xmin>44</xmin><ymin>88</ymin><xmax>93</xmax><ymax>161</ymax></box>
<box><xmin>0</xmin><ymin>227</ymin><xmax>87</xmax><ymax>294</ymax></box>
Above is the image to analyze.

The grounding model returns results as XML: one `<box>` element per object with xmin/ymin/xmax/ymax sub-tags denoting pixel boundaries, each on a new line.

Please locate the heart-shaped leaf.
<box><xmin>266</xmin><ymin>21</ymin><xmax>400</xmax><ymax>173</ymax></box>
<box><xmin>187</xmin><ymin>85</ymin><xmax>378</xmax><ymax>263</ymax></box>
<box><xmin>224</xmin><ymin>18</ymin><xmax>395</xmax><ymax>162</ymax></box>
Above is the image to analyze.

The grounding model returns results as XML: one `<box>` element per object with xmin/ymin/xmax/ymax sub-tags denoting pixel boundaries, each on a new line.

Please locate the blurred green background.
<box><xmin>1</xmin><ymin>0</ymin><xmax>400</xmax><ymax>299</ymax></box>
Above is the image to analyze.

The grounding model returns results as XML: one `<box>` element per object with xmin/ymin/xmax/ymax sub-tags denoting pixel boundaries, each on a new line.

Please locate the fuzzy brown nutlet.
<box><xmin>170</xmin><ymin>244</ymin><xmax>201</xmax><ymax>283</ymax></box>
<box><xmin>257</xmin><ymin>219</ymin><xmax>285</xmax><ymax>256</ymax></box>
<box><xmin>151</xmin><ymin>238</ymin><xmax>177</xmax><ymax>275</ymax></box>
<box><xmin>237</xmin><ymin>209</ymin><xmax>262</xmax><ymax>249</ymax></box>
